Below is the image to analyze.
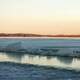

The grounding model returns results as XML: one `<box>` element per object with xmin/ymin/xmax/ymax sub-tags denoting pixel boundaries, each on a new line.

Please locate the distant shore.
<box><xmin>0</xmin><ymin>33</ymin><xmax>80</xmax><ymax>37</ymax></box>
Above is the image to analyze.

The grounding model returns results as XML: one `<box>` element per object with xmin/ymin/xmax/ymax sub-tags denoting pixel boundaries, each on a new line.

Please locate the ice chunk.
<box><xmin>4</xmin><ymin>42</ymin><xmax>24</xmax><ymax>51</ymax></box>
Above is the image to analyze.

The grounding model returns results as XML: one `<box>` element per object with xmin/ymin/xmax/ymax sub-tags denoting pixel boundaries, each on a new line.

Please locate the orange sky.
<box><xmin>0</xmin><ymin>0</ymin><xmax>80</xmax><ymax>35</ymax></box>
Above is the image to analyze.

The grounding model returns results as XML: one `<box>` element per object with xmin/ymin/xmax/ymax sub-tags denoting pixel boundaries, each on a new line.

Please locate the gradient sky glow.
<box><xmin>0</xmin><ymin>0</ymin><xmax>80</xmax><ymax>34</ymax></box>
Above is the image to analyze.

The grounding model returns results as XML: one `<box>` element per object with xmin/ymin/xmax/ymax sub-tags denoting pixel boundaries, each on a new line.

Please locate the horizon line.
<box><xmin>0</xmin><ymin>33</ymin><xmax>80</xmax><ymax>37</ymax></box>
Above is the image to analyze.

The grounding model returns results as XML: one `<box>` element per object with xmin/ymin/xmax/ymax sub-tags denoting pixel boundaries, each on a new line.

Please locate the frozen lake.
<box><xmin>0</xmin><ymin>37</ymin><xmax>80</xmax><ymax>71</ymax></box>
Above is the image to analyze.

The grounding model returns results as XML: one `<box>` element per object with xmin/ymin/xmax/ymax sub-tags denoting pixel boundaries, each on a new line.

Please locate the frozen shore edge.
<box><xmin>0</xmin><ymin>48</ymin><xmax>80</xmax><ymax>58</ymax></box>
<box><xmin>0</xmin><ymin>40</ymin><xmax>80</xmax><ymax>58</ymax></box>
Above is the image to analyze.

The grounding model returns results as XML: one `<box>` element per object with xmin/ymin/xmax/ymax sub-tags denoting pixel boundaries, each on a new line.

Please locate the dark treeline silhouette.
<box><xmin>0</xmin><ymin>33</ymin><xmax>80</xmax><ymax>37</ymax></box>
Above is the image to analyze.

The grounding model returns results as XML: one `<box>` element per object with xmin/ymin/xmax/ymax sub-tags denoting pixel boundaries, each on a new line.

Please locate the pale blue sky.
<box><xmin>0</xmin><ymin>0</ymin><xmax>80</xmax><ymax>34</ymax></box>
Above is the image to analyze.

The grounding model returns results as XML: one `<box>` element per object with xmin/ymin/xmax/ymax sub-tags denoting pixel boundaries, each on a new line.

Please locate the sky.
<box><xmin>0</xmin><ymin>0</ymin><xmax>80</xmax><ymax>34</ymax></box>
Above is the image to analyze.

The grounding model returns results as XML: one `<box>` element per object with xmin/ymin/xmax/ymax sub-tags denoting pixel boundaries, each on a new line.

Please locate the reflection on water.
<box><xmin>56</xmin><ymin>56</ymin><xmax>73</xmax><ymax>64</ymax></box>
<box><xmin>0</xmin><ymin>52</ymin><xmax>80</xmax><ymax>70</ymax></box>
<box><xmin>6</xmin><ymin>53</ymin><xmax>25</xmax><ymax>63</ymax></box>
